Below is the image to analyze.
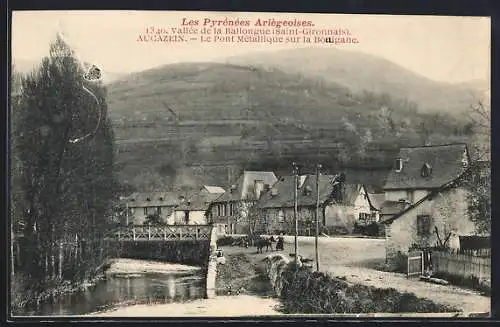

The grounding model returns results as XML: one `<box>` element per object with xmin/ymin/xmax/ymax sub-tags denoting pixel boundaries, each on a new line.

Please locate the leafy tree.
<box><xmin>466</xmin><ymin>168</ymin><xmax>490</xmax><ymax>235</ymax></box>
<box><xmin>144</xmin><ymin>213</ymin><xmax>163</xmax><ymax>226</ymax></box>
<box><xmin>12</xmin><ymin>34</ymin><xmax>116</xmax><ymax>290</ymax></box>
<box><xmin>465</xmin><ymin>100</ymin><xmax>491</xmax><ymax>235</ymax></box>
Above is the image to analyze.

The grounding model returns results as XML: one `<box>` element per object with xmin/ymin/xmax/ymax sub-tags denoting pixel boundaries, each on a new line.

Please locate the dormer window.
<box><xmin>421</xmin><ymin>163</ymin><xmax>432</xmax><ymax>177</ymax></box>
<box><xmin>395</xmin><ymin>159</ymin><xmax>403</xmax><ymax>172</ymax></box>
<box><xmin>146</xmin><ymin>197</ymin><xmax>151</xmax><ymax>201</ymax></box>
<box><xmin>159</xmin><ymin>197</ymin><xmax>164</xmax><ymax>201</ymax></box>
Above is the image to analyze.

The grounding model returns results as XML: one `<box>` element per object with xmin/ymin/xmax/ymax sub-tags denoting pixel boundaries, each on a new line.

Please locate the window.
<box><xmin>359</xmin><ymin>213</ymin><xmax>371</xmax><ymax>221</ymax></box>
<box><xmin>395</xmin><ymin>158</ymin><xmax>403</xmax><ymax>172</ymax></box>
<box><xmin>157</xmin><ymin>207</ymin><xmax>162</xmax><ymax>215</ymax></box>
<box><xmin>416</xmin><ymin>215</ymin><xmax>431</xmax><ymax>236</ymax></box>
<box><xmin>278</xmin><ymin>210</ymin><xmax>285</xmax><ymax>222</ymax></box>
<box><xmin>144</xmin><ymin>207</ymin><xmax>149</xmax><ymax>215</ymax></box>
<box><xmin>217</xmin><ymin>204</ymin><xmax>221</xmax><ymax>216</ymax></box>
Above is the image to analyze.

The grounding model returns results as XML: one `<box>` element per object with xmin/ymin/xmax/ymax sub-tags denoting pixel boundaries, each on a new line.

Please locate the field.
<box><xmin>220</xmin><ymin>236</ymin><xmax>490</xmax><ymax>314</ymax></box>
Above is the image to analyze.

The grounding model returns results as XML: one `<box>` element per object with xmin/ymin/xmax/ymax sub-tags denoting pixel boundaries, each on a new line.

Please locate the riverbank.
<box><xmin>215</xmin><ymin>252</ymin><xmax>273</xmax><ymax>296</ymax></box>
<box><xmin>105</xmin><ymin>258</ymin><xmax>201</xmax><ymax>276</ymax></box>
<box><xmin>89</xmin><ymin>295</ymin><xmax>281</xmax><ymax>316</ymax></box>
<box><xmin>87</xmin><ymin>254</ymin><xmax>281</xmax><ymax>317</ymax></box>
<box><xmin>12</xmin><ymin>260</ymin><xmax>110</xmax><ymax>315</ymax></box>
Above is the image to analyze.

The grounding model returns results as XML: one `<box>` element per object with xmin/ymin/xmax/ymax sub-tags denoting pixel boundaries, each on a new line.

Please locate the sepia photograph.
<box><xmin>10</xmin><ymin>10</ymin><xmax>491</xmax><ymax>318</ymax></box>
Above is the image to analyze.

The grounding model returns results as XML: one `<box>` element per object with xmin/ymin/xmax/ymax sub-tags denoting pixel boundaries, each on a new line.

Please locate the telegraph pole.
<box><xmin>293</xmin><ymin>162</ymin><xmax>299</xmax><ymax>263</ymax></box>
<box><xmin>315</xmin><ymin>163</ymin><xmax>322</xmax><ymax>272</ymax></box>
<box><xmin>126</xmin><ymin>202</ymin><xmax>129</xmax><ymax>226</ymax></box>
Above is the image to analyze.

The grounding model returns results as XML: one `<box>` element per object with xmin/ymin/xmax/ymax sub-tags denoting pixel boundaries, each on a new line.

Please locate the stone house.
<box><xmin>208</xmin><ymin>171</ymin><xmax>278</xmax><ymax>235</ymax></box>
<box><xmin>380</xmin><ymin>143</ymin><xmax>476</xmax><ymax>268</ymax></box>
<box><xmin>122</xmin><ymin>192</ymin><xmax>183</xmax><ymax>225</ymax></box>
<box><xmin>255</xmin><ymin>174</ymin><xmax>375</xmax><ymax>235</ymax></box>
<box><xmin>174</xmin><ymin>192</ymin><xmax>221</xmax><ymax>225</ymax></box>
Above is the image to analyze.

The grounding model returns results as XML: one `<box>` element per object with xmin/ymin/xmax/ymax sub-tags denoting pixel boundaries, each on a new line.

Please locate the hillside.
<box><xmin>226</xmin><ymin>47</ymin><xmax>487</xmax><ymax>114</ymax></box>
<box><xmin>105</xmin><ymin>61</ymin><xmax>478</xmax><ymax>192</ymax></box>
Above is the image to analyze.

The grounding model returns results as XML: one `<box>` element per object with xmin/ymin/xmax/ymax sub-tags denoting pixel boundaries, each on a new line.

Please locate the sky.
<box><xmin>11</xmin><ymin>11</ymin><xmax>490</xmax><ymax>84</ymax></box>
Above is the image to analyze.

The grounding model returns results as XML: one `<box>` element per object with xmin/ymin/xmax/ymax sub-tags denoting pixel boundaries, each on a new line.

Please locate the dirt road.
<box><xmin>223</xmin><ymin>236</ymin><xmax>490</xmax><ymax>314</ymax></box>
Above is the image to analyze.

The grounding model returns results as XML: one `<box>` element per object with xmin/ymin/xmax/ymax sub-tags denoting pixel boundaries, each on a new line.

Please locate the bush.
<box><xmin>216</xmin><ymin>235</ymin><xmax>249</xmax><ymax>247</ymax></box>
<box><xmin>278</xmin><ymin>264</ymin><xmax>458</xmax><ymax>314</ymax></box>
<box><xmin>353</xmin><ymin>222</ymin><xmax>385</xmax><ymax>237</ymax></box>
<box><xmin>321</xmin><ymin>226</ymin><xmax>349</xmax><ymax>236</ymax></box>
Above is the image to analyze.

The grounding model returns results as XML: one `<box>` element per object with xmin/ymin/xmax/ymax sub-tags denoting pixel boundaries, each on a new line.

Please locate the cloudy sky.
<box><xmin>12</xmin><ymin>11</ymin><xmax>490</xmax><ymax>84</ymax></box>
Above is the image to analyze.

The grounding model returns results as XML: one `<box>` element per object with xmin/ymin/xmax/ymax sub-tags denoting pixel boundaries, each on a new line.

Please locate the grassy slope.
<box><xmin>105</xmin><ymin>61</ymin><xmax>476</xmax><ymax>191</ymax></box>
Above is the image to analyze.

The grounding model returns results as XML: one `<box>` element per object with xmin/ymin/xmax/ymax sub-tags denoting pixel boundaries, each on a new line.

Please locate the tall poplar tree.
<box><xmin>12</xmin><ymin>34</ymin><xmax>116</xmax><ymax>289</ymax></box>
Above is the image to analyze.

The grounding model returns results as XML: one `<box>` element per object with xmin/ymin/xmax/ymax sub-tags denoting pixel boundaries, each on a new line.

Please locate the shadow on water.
<box><xmin>16</xmin><ymin>271</ymin><xmax>206</xmax><ymax>316</ymax></box>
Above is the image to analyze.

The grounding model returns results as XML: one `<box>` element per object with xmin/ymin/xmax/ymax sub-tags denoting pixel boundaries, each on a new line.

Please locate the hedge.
<box><xmin>279</xmin><ymin>264</ymin><xmax>459</xmax><ymax>314</ymax></box>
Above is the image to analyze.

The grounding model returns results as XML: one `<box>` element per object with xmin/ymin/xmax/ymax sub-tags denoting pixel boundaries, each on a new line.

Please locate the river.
<box><xmin>16</xmin><ymin>260</ymin><xmax>206</xmax><ymax>316</ymax></box>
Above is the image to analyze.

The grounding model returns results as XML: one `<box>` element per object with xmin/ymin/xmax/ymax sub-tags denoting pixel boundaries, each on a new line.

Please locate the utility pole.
<box><xmin>293</xmin><ymin>162</ymin><xmax>299</xmax><ymax>264</ymax></box>
<box><xmin>126</xmin><ymin>202</ymin><xmax>129</xmax><ymax>226</ymax></box>
<box><xmin>315</xmin><ymin>163</ymin><xmax>322</xmax><ymax>272</ymax></box>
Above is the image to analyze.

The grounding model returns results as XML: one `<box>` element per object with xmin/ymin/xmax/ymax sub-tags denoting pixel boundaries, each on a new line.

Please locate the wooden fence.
<box><xmin>432</xmin><ymin>251</ymin><xmax>491</xmax><ymax>281</ymax></box>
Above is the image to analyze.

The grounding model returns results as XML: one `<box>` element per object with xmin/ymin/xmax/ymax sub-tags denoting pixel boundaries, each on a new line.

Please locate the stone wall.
<box><xmin>205</xmin><ymin>226</ymin><xmax>218</xmax><ymax>299</ymax></box>
<box><xmin>262</xmin><ymin>253</ymin><xmax>291</xmax><ymax>297</ymax></box>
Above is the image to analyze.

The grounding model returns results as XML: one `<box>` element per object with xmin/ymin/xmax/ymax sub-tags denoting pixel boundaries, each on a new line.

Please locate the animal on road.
<box><xmin>255</xmin><ymin>236</ymin><xmax>276</xmax><ymax>253</ymax></box>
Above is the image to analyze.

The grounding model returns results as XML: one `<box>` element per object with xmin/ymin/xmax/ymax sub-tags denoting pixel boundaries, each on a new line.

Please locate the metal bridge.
<box><xmin>104</xmin><ymin>225</ymin><xmax>212</xmax><ymax>242</ymax></box>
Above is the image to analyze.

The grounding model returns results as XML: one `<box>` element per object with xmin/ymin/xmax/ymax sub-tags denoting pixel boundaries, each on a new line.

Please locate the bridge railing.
<box><xmin>105</xmin><ymin>225</ymin><xmax>212</xmax><ymax>241</ymax></box>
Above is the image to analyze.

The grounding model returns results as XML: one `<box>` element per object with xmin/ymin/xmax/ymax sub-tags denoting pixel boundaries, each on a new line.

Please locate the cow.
<box><xmin>255</xmin><ymin>236</ymin><xmax>276</xmax><ymax>253</ymax></box>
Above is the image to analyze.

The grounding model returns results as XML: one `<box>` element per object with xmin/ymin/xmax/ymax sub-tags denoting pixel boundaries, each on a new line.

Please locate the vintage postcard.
<box><xmin>10</xmin><ymin>10</ymin><xmax>491</xmax><ymax>318</ymax></box>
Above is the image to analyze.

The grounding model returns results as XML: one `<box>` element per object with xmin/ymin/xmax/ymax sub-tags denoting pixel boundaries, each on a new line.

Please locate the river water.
<box><xmin>17</xmin><ymin>271</ymin><xmax>206</xmax><ymax>316</ymax></box>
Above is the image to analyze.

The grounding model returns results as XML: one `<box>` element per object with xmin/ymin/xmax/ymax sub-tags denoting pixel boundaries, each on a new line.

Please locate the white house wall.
<box><xmin>385</xmin><ymin>187</ymin><xmax>475</xmax><ymax>267</ymax></box>
<box><xmin>174</xmin><ymin>210</ymin><xmax>208</xmax><ymax>225</ymax></box>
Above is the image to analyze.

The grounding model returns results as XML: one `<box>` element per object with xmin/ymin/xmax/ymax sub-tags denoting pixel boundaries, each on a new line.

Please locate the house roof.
<box><xmin>202</xmin><ymin>185</ymin><xmax>226</xmax><ymax>194</ymax></box>
<box><xmin>213</xmin><ymin>171</ymin><xmax>278</xmax><ymax>202</ymax></box>
<box><xmin>257</xmin><ymin>174</ymin><xmax>364</xmax><ymax>208</ymax></box>
<box><xmin>380</xmin><ymin>169</ymin><xmax>468</xmax><ymax>224</ymax></box>
<box><xmin>124</xmin><ymin>192</ymin><xmax>182</xmax><ymax>207</ymax></box>
<box><xmin>343</xmin><ymin>168</ymin><xmax>389</xmax><ymax>194</ymax></box>
<box><xmin>367</xmin><ymin>193</ymin><xmax>386</xmax><ymax>211</ymax></box>
<box><xmin>383</xmin><ymin>144</ymin><xmax>469</xmax><ymax>190</ymax></box>
<box><xmin>379</xmin><ymin>200</ymin><xmax>410</xmax><ymax>217</ymax></box>
<box><xmin>257</xmin><ymin>175</ymin><xmax>297</xmax><ymax>209</ymax></box>
<box><xmin>176</xmin><ymin>192</ymin><xmax>221</xmax><ymax>211</ymax></box>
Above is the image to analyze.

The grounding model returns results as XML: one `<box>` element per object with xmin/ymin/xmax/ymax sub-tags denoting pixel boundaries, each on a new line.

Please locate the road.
<box><xmin>224</xmin><ymin>236</ymin><xmax>490</xmax><ymax>314</ymax></box>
